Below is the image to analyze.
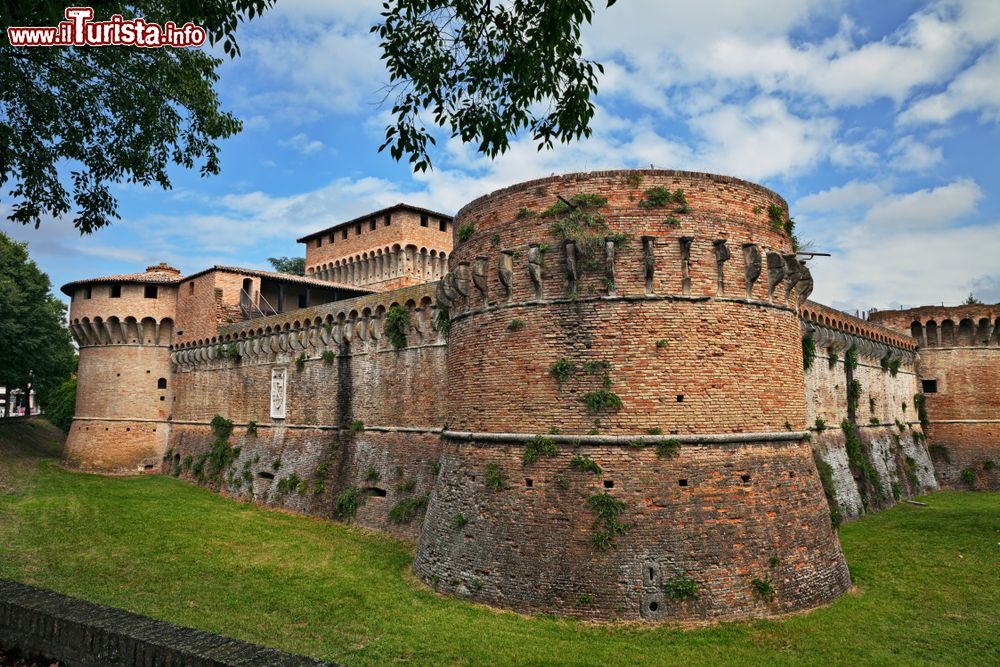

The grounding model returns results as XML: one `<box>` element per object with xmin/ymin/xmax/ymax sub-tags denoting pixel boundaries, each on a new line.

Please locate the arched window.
<box><xmin>157</xmin><ymin>378</ymin><xmax>167</xmax><ymax>389</ymax></box>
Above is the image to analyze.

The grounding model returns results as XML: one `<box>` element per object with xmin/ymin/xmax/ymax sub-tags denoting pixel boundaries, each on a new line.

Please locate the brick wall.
<box><xmin>413</xmin><ymin>170</ymin><xmax>850</xmax><ymax>621</ymax></box>
<box><xmin>870</xmin><ymin>305</ymin><xmax>1000</xmax><ymax>490</ymax></box>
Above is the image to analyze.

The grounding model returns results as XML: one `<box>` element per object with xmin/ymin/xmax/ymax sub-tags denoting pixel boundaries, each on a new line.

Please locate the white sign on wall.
<box><xmin>270</xmin><ymin>367</ymin><xmax>287</xmax><ymax>419</ymax></box>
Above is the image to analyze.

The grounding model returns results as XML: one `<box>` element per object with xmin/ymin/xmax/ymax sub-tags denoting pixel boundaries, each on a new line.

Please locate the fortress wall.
<box><xmin>165</xmin><ymin>283</ymin><xmax>448</xmax><ymax>537</ymax></box>
<box><xmin>414</xmin><ymin>170</ymin><xmax>851</xmax><ymax>621</ymax></box>
<box><xmin>870</xmin><ymin>305</ymin><xmax>1000</xmax><ymax>490</ymax></box>
<box><xmin>800</xmin><ymin>304</ymin><xmax>934</xmax><ymax>520</ymax></box>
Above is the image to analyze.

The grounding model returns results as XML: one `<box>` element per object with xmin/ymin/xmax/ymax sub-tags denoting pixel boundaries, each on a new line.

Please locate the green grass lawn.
<box><xmin>1</xmin><ymin>420</ymin><xmax>998</xmax><ymax>666</ymax></box>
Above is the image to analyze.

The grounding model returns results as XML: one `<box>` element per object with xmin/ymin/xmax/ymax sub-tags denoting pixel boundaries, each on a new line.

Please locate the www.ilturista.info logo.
<box><xmin>6</xmin><ymin>7</ymin><xmax>206</xmax><ymax>48</ymax></box>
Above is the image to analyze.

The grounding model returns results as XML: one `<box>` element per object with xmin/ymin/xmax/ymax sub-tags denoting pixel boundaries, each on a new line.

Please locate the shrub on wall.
<box><xmin>523</xmin><ymin>434</ymin><xmax>558</xmax><ymax>464</ymax></box>
<box><xmin>587</xmin><ymin>492</ymin><xmax>628</xmax><ymax>551</ymax></box>
<box><xmin>802</xmin><ymin>335</ymin><xmax>815</xmax><ymax>371</ymax></box>
<box><xmin>389</xmin><ymin>496</ymin><xmax>429</xmax><ymax>524</ymax></box>
<box><xmin>334</xmin><ymin>487</ymin><xmax>362</xmax><ymax>520</ymax></box>
<box><xmin>385</xmin><ymin>304</ymin><xmax>409</xmax><ymax>351</ymax></box>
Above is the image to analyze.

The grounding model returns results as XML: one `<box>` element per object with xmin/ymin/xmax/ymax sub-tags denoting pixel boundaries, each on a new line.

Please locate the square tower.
<box><xmin>298</xmin><ymin>203</ymin><xmax>453</xmax><ymax>291</ymax></box>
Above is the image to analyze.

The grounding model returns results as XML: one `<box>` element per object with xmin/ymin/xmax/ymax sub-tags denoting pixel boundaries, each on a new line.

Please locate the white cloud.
<box><xmin>795</xmin><ymin>180</ymin><xmax>887</xmax><ymax>213</ymax></box>
<box><xmin>898</xmin><ymin>46</ymin><xmax>1000</xmax><ymax>125</ymax></box>
<box><xmin>280</xmin><ymin>132</ymin><xmax>325</xmax><ymax>155</ymax></box>
<box><xmin>887</xmin><ymin>136</ymin><xmax>943</xmax><ymax>172</ymax></box>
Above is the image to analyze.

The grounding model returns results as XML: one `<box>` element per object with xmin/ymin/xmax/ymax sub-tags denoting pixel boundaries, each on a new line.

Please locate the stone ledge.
<box><xmin>0</xmin><ymin>579</ymin><xmax>335</xmax><ymax>667</ymax></box>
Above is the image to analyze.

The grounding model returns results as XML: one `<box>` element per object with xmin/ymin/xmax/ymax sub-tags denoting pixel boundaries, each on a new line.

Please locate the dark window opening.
<box><xmin>144</xmin><ymin>285</ymin><xmax>158</xmax><ymax>299</ymax></box>
<box><xmin>257</xmin><ymin>471</ymin><xmax>275</xmax><ymax>480</ymax></box>
<box><xmin>329</xmin><ymin>234</ymin><xmax>336</xmax><ymax>244</ymax></box>
<box><xmin>420</xmin><ymin>214</ymin><xmax>429</xmax><ymax>227</ymax></box>
<box><xmin>298</xmin><ymin>293</ymin><xmax>308</xmax><ymax>308</ymax></box>
<box><xmin>439</xmin><ymin>219</ymin><xmax>448</xmax><ymax>232</ymax></box>
<box><xmin>525</xmin><ymin>478</ymin><xmax>534</xmax><ymax>488</ymax></box>
<box><xmin>173</xmin><ymin>453</ymin><xmax>180</xmax><ymax>463</ymax></box>
<box><xmin>315</xmin><ymin>237</ymin><xmax>322</xmax><ymax>248</ymax></box>
<box><xmin>369</xmin><ymin>219</ymin><xmax>377</xmax><ymax>231</ymax></box>
<box><xmin>110</xmin><ymin>284</ymin><xmax>121</xmax><ymax>298</ymax></box>
<box><xmin>740</xmin><ymin>473</ymin><xmax>751</xmax><ymax>484</ymax></box>
<box><xmin>157</xmin><ymin>378</ymin><xmax>167</xmax><ymax>389</ymax></box>
<box><xmin>384</xmin><ymin>214</ymin><xmax>391</xmax><ymax>226</ymax></box>
<box><xmin>144</xmin><ymin>464</ymin><xmax>154</xmax><ymax>470</ymax></box>
<box><xmin>603</xmin><ymin>480</ymin><xmax>614</xmax><ymax>488</ymax></box>
<box><xmin>341</xmin><ymin>228</ymin><xmax>348</xmax><ymax>240</ymax></box>
<box><xmin>648</xmin><ymin>601</ymin><xmax>659</xmax><ymax>612</ymax></box>
<box><xmin>922</xmin><ymin>379</ymin><xmax>938</xmax><ymax>393</ymax></box>
<box><xmin>159</xmin><ymin>396</ymin><xmax>165</xmax><ymax>401</ymax></box>
<box><xmin>676</xmin><ymin>395</ymin><xmax>684</xmax><ymax>403</ymax></box>
<box><xmin>364</xmin><ymin>487</ymin><xmax>387</xmax><ymax>497</ymax></box>
<box><xmin>84</xmin><ymin>286</ymin><xmax>92</xmax><ymax>299</ymax></box>
<box><xmin>189</xmin><ymin>282</ymin><xmax>195</xmax><ymax>294</ymax></box>
<box><xmin>678</xmin><ymin>479</ymin><xmax>688</xmax><ymax>487</ymax></box>
<box><xmin>355</xmin><ymin>222</ymin><xmax>362</xmax><ymax>235</ymax></box>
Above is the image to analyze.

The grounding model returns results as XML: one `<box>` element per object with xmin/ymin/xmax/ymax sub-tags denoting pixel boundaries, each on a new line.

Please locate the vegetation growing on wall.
<box><xmin>639</xmin><ymin>187</ymin><xmax>688</xmax><ymax>213</ymax></box>
<box><xmin>656</xmin><ymin>439</ymin><xmax>681</xmax><ymax>458</ymax></box>
<box><xmin>456</xmin><ymin>221</ymin><xmax>476</xmax><ymax>242</ymax></box>
<box><xmin>587</xmin><ymin>492</ymin><xmax>628</xmax><ymax>551</ymax></box>
<box><xmin>813</xmin><ymin>452</ymin><xmax>843</xmax><ymax>528</ymax></box>
<box><xmin>334</xmin><ymin>487</ymin><xmax>361</xmax><ymax>520</ymax></box>
<box><xmin>322</xmin><ymin>350</ymin><xmax>336</xmax><ymax>365</ymax></box>
<box><xmin>385</xmin><ymin>304</ymin><xmax>410</xmax><ymax>351</ymax></box>
<box><xmin>914</xmin><ymin>393</ymin><xmax>930</xmax><ymax>434</ymax></box>
<box><xmin>847</xmin><ymin>379</ymin><xmax>863</xmax><ymax>419</ymax></box>
<box><xmin>662</xmin><ymin>572</ymin><xmax>699</xmax><ymax>601</ymax></box>
<box><xmin>548</xmin><ymin>358</ymin><xmax>577</xmax><ymax>388</ymax></box>
<box><xmin>844</xmin><ymin>345</ymin><xmax>858</xmax><ymax>374</ymax></box>
<box><xmin>220</xmin><ymin>342</ymin><xmax>240</xmax><ymax>361</ymax></box>
<box><xmin>828</xmin><ymin>348</ymin><xmax>838</xmax><ymax>369</ymax></box>
<box><xmin>507</xmin><ymin>319</ymin><xmax>525</xmax><ymax>332</ymax></box>
<box><xmin>802</xmin><ymin>335</ymin><xmax>815</xmax><ymax>371</ymax></box>
<box><xmin>389</xmin><ymin>496</ymin><xmax>429</xmax><ymax>524</ymax></box>
<box><xmin>929</xmin><ymin>444</ymin><xmax>951</xmax><ymax>464</ymax></box>
<box><xmin>842</xmin><ymin>419</ymin><xmax>884</xmax><ymax>509</ymax></box>
<box><xmin>523</xmin><ymin>434</ymin><xmax>558</xmax><ymax>464</ymax></box>
<box><xmin>485</xmin><ymin>463</ymin><xmax>507</xmax><ymax>491</ymax></box>
<box><xmin>543</xmin><ymin>193</ymin><xmax>628</xmax><ymax>276</ymax></box>
<box><xmin>570</xmin><ymin>454</ymin><xmax>601</xmax><ymax>475</ymax></box>
<box><xmin>751</xmin><ymin>576</ymin><xmax>775</xmax><ymax>602</ymax></box>
<box><xmin>433</xmin><ymin>309</ymin><xmax>451</xmax><ymax>338</ymax></box>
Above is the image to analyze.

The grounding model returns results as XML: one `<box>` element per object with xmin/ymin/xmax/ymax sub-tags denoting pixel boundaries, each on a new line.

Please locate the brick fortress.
<box><xmin>60</xmin><ymin>171</ymin><xmax>997</xmax><ymax>622</ymax></box>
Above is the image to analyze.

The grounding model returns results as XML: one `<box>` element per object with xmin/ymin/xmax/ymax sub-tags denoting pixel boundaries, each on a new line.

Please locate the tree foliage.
<box><xmin>267</xmin><ymin>256</ymin><xmax>306</xmax><ymax>276</ymax></box>
<box><xmin>0</xmin><ymin>1</ymin><xmax>275</xmax><ymax>233</ymax></box>
<box><xmin>373</xmin><ymin>0</ymin><xmax>617</xmax><ymax>171</ymax></box>
<box><xmin>0</xmin><ymin>232</ymin><xmax>76</xmax><ymax>417</ymax></box>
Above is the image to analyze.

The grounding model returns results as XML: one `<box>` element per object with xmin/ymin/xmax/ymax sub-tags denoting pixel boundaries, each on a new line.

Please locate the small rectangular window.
<box><xmin>110</xmin><ymin>284</ymin><xmax>121</xmax><ymax>298</ymax></box>
<box><xmin>315</xmin><ymin>237</ymin><xmax>322</xmax><ymax>248</ymax></box>
<box><xmin>85</xmin><ymin>286</ymin><xmax>92</xmax><ymax>299</ymax></box>
<box><xmin>144</xmin><ymin>285</ymin><xmax>158</xmax><ymax>299</ymax></box>
<box><xmin>189</xmin><ymin>282</ymin><xmax>195</xmax><ymax>294</ymax></box>
<box><xmin>439</xmin><ymin>219</ymin><xmax>448</xmax><ymax>232</ymax></box>
<box><xmin>355</xmin><ymin>222</ymin><xmax>362</xmax><ymax>236</ymax></box>
<box><xmin>298</xmin><ymin>293</ymin><xmax>308</xmax><ymax>308</ymax></box>
<box><xmin>329</xmin><ymin>234</ymin><xmax>335</xmax><ymax>244</ymax></box>
<box><xmin>384</xmin><ymin>214</ymin><xmax>391</xmax><ymax>226</ymax></box>
<box><xmin>921</xmin><ymin>379</ymin><xmax>938</xmax><ymax>394</ymax></box>
<box><xmin>369</xmin><ymin>219</ymin><xmax>377</xmax><ymax>231</ymax></box>
<box><xmin>420</xmin><ymin>214</ymin><xmax>429</xmax><ymax>227</ymax></box>
<box><xmin>341</xmin><ymin>228</ymin><xmax>348</xmax><ymax>240</ymax></box>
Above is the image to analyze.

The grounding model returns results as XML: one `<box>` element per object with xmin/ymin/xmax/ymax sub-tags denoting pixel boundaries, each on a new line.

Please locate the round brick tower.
<box><xmin>61</xmin><ymin>264</ymin><xmax>181</xmax><ymax>473</ymax></box>
<box><xmin>870</xmin><ymin>304</ymin><xmax>1000</xmax><ymax>490</ymax></box>
<box><xmin>414</xmin><ymin>170</ymin><xmax>851</xmax><ymax>621</ymax></box>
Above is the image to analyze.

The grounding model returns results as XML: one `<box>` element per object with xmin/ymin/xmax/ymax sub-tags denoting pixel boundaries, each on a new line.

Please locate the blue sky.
<box><xmin>7</xmin><ymin>0</ymin><xmax>1000</xmax><ymax>313</ymax></box>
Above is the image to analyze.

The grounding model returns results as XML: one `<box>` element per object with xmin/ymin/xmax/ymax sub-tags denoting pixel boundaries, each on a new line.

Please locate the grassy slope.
<box><xmin>0</xmin><ymin>424</ymin><xmax>997</xmax><ymax>666</ymax></box>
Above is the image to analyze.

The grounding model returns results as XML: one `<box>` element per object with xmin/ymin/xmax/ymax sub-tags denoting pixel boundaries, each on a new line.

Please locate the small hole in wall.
<box><xmin>470</xmin><ymin>475</ymin><xmax>477</xmax><ymax>482</ymax></box>
<box><xmin>104</xmin><ymin>427</ymin><xmax>109</xmax><ymax>431</ymax></box>
<box><xmin>788</xmin><ymin>471</ymin><xmax>795</xmax><ymax>478</ymax></box>
<box><xmin>676</xmin><ymin>395</ymin><xmax>684</xmax><ymax>403</ymax></box>
<box><xmin>741</xmin><ymin>473</ymin><xmax>751</xmax><ymax>484</ymax></box>
<box><xmin>257</xmin><ymin>471</ymin><xmax>275</xmax><ymax>480</ymax></box>
<box><xmin>144</xmin><ymin>464</ymin><xmax>154</xmax><ymax>471</ymax></box>
<box><xmin>146</xmin><ymin>370</ymin><xmax>150</xmax><ymax>374</ymax></box>
<box><xmin>648</xmin><ymin>601</ymin><xmax>659</xmax><ymax>612</ymax></box>
<box><xmin>365</xmin><ymin>487</ymin><xmax>388</xmax><ymax>497</ymax></box>
<box><xmin>116</xmin><ymin>373</ymin><xmax>121</xmax><ymax>377</ymax></box>
<box><xmin>603</xmin><ymin>480</ymin><xmax>614</xmax><ymax>488</ymax></box>
<box><xmin>649</xmin><ymin>567</ymin><xmax>656</xmax><ymax>580</ymax></box>
<box><xmin>126</xmin><ymin>427</ymin><xmax>130</xmax><ymax>432</ymax></box>
<box><xmin>525</xmin><ymin>478</ymin><xmax>533</xmax><ymax>487</ymax></box>
<box><xmin>678</xmin><ymin>479</ymin><xmax>688</xmax><ymax>487</ymax></box>
<box><xmin>160</xmin><ymin>396</ymin><xmax>165</xmax><ymax>401</ymax></box>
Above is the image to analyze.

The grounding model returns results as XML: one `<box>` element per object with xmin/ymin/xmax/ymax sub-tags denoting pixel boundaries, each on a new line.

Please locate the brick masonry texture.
<box><xmin>58</xmin><ymin>168</ymin><xmax>997</xmax><ymax>624</ymax></box>
<box><xmin>871</xmin><ymin>305</ymin><xmax>1000</xmax><ymax>490</ymax></box>
<box><xmin>411</xmin><ymin>170</ymin><xmax>852</xmax><ymax>620</ymax></box>
<box><xmin>0</xmin><ymin>579</ymin><xmax>333</xmax><ymax>666</ymax></box>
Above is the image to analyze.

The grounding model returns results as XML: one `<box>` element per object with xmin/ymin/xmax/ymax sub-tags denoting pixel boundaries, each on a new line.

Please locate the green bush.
<box><xmin>395</xmin><ymin>479</ymin><xmax>416</xmax><ymax>494</ymax></box>
<box><xmin>38</xmin><ymin>376</ymin><xmax>76</xmax><ymax>432</ymax></box>
<box><xmin>485</xmin><ymin>463</ymin><xmax>507</xmax><ymax>491</ymax></box>
<box><xmin>322</xmin><ymin>350</ymin><xmax>336</xmax><ymax>365</ymax></box>
<box><xmin>523</xmin><ymin>434</ymin><xmax>558</xmax><ymax>465</ymax></box>
<box><xmin>570</xmin><ymin>454</ymin><xmax>601</xmax><ymax>475</ymax></box>
<box><xmin>751</xmin><ymin>576</ymin><xmax>775</xmax><ymax>602</ymax></box>
<box><xmin>385</xmin><ymin>304</ymin><xmax>409</xmax><ymax>351</ymax></box>
<box><xmin>662</xmin><ymin>572</ymin><xmax>699</xmax><ymax>601</ymax></box>
<box><xmin>456</xmin><ymin>221</ymin><xmax>476</xmax><ymax>242</ymax></box>
<box><xmin>451</xmin><ymin>513</ymin><xmax>468</xmax><ymax>529</ymax></box>
<box><xmin>814</xmin><ymin>418</ymin><xmax>826</xmax><ymax>433</ymax></box>
<box><xmin>295</xmin><ymin>353</ymin><xmax>306</xmax><ymax>370</ymax></box>
<box><xmin>365</xmin><ymin>467</ymin><xmax>381</xmax><ymax>482</ymax></box>
<box><xmin>960</xmin><ymin>467</ymin><xmax>976</xmax><ymax>486</ymax></box>
<box><xmin>656</xmin><ymin>439</ymin><xmax>681</xmax><ymax>458</ymax></box>
<box><xmin>828</xmin><ymin>347</ymin><xmax>838</xmax><ymax>369</ymax></box>
<box><xmin>246</xmin><ymin>420</ymin><xmax>257</xmax><ymax>435</ymax></box>
<box><xmin>548</xmin><ymin>358</ymin><xmax>576</xmax><ymax>387</ymax></box>
<box><xmin>587</xmin><ymin>492</ymin><xmax>628</xmax><ymax>551</ymax></box>
<box><xmin>334</xmin><ymin>487</ymin><xmax>361</xmax><ymax>519</ymax></box>
<box><xmin>389</xmin><ymin>496</ymin><xmax>428</xmax><ymax>524</ymax></box>
<box><xmin>351</xmin><ymin>420</ymin><xmax>365</xmax><ymax>432</ymax></box>
<box><xmin>929</xmin><ymin>443</ymin><xmax>951</xmax><ymax>463</ymax></box>
<box><xmin>433</xmin><ymin>310</ymin><xmax>451</xmax><ymax>337</ymax></box>
<box><xmin>802</xmin><ymin>335</ymin><xmax>816</xmax><ymax>371</ymax></box>
<box><xmin>583</xmin><ymin>389</ymin><xmax>622</xmax><ymax>414</ymax></box>
<box><xmin>507</xmin><ymin>319</ymin><xmax>525</xmax><ymax>332</ymax></box>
